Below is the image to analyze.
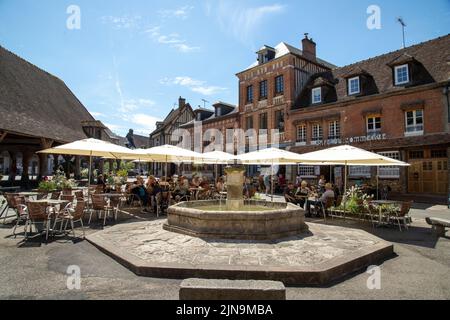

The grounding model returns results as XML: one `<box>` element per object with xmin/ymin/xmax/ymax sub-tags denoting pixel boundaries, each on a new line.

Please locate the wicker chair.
<box><xmin>156</xmin><ymin>190</ymin><xmax>171</xmax><ymax>217</ymax></box>
<box><xmin>50</xmin><ymin>191</ymin><xmax>61</xmax><ymax>200</ymax></box>
<box><xmin>389</xmin><ymin>201</ymin><xmax>413</xmax><ymax>231</ymax></box>
<box><xmin>59</xmin><ymin>201</ymin><xmax>86</xmax><ymax>238</ymax></box>
<box><xmin>88</xmin><ymin>194</ymin><xmax>106</xmax><ymax>225</ymax></box>
<box><xmin>74</xmin><ymin>191</ymin><xmax>84</xmax><ymax>201</ymax></box>
<box><xmin>330</xmin><ymin>196</ymin><xmax>344</xmax><ymax>220</ymax></box>
<box><xmin>3</xmin><ymin>193</ymin><xmax>20</xmax><ymax>224</ymax></box>
<box><xmin>60</xmin><ymin>194</ymin><xmax>75</xmax><ymax>202</ymax></box>
<box><xmin>12</xmin><ymin>196</ymin><xmax>28</xmax><ymax>237</ymax></box>
<box><xmin>26</xmin><ymin>201</ymin><xmax>51</xmax><ymax>241</ymax></box>
<box><xmin>319</xmin><ymin>197</ymin><xmax>335</xmax><ymax>222</ymax></box>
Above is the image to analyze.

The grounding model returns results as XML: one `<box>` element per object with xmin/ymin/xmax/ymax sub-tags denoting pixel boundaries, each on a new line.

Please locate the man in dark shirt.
<box><xmin>284</xmin><ymin>182</ymin><xmax>298</xmax><ymax>205</ymax></box>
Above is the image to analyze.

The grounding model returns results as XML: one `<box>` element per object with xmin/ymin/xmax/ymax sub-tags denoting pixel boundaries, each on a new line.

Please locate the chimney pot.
<box><xmin>302</xmin><ymin>34</ymin><xmax>316</xmax><ymax>61</ymax></box>
<box><xmin>178</xmin><ymin>96</ymin><xmax>186</xmax><ymax>108</ymax></box>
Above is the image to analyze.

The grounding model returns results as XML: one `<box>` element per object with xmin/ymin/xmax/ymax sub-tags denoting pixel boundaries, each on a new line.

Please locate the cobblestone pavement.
<box><xmin>0</xmin><ymin>198</ymin><xmax>449</xmax><ymax>300</ymax></box>
<box><xmin>91</xmin><ymin>220</ymin><xmax>382</xmax><ymax>268</ymax></box>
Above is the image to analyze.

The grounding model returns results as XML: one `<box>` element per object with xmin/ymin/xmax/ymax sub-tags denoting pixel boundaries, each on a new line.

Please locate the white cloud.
<box><xmin>215</xmin><ymin>2</ymin><xmax>285</xmax><ymax>43</ymax></box>
<box><xmin>104</xmin><ymin>123</ymin><xmax>125</xmax><ymax>133</ymax></box>
<box><xmin>191</xmin><ymin>86</ymin><xmax>226</xmax><ymax>96</ymax></box>
<box><xmin>159</xmin><ymin>6</ymin><xmax>194</xmax><ymax>20</ymax></box>
<box><xmin>90</xmin><ymin>111</ymin><xmax>105</xmax><ymax>118</ymax></box>
<box><xmin>118</xmin><ymin>99</ymin><xmax>156</xmax><ymax>113</ymax></box>
<box><xmin>100</xmin><ymin>15</ymin><xmax>142</xmax><ymax>30</ymax></box>
<box><xmin>161</xmin><ymin>76</ymin><xmax>226</xmax><ymax>96</ymax></box>
<box><xmin>173</xmin><ymin>43</ymin><xmax>200</xmax><ymax>53</ymax></box>
<box><xmin>145</xmin><ymin>26</ymin><xmax>200</xmax><ymax>53</ymax></box>
<box><xmin>119</xmin><ymin>114</ymin><xmax>163</xmax><ymax>136</ymax></box>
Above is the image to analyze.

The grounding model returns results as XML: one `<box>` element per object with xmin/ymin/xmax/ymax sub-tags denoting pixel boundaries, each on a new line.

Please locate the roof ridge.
<box><xmin>334</xmin><ymin>34</ymin><xmax>450</xmax><ymax>70</ymax></box>
<box><xmin>0</xmin><ymin>45</ymin><xmax>64</xmax><ymax>83</ymax></box>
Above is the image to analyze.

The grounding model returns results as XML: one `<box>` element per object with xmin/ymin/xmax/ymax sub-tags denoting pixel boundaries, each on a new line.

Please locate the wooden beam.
<box><xmin>40</xmin><ymin>137</ymin><xmax>54</xmax><ymax>149</ymax></box>
<box><xmin>0</xmin><ymin>131</ymin><xmax>7</xmax><ymax>143</ymax></box>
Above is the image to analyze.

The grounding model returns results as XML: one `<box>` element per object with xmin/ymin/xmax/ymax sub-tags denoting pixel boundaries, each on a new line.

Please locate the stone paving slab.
<box><xmin>86</xmin><ymin>220</ymin><xmax>394</xmax><ymax>285</ymax></box>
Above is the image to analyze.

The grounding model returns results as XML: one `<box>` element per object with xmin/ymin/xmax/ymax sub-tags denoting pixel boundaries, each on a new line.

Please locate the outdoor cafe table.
<box><xmin>0</xmin><ymin>186</ymin><xmax>21</xmax><ymax>195</ymax></box>
<box><xmin>370</xmin><ymin>200</ymin><xmax>402</xmax><ymax>226</ymax></box>
<box><xmin>18</xmin><ymin>192</ymin><xmax>43</xmax><ymax>200</ymax></box>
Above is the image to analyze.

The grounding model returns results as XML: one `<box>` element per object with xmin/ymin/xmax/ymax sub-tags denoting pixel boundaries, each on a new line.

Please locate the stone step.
<box><xmin>179</xmin><ymin>278</ymin><xmax>286</xmax><ymax>300</ymax></box>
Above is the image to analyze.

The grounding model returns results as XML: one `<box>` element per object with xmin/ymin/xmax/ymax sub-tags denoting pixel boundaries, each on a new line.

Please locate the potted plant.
<box><xmin>38</xmin><ymin>180</ymin><xmax>57</xmax><ymax>193</ymax></box>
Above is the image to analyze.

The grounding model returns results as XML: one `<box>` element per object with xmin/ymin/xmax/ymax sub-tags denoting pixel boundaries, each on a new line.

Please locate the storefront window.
<box><xmin>349</xmin><ymin>166</ymin><xmax>371</xmax><ymax>178</ymax></box>
<box><xmin>378</xmin><ymin>151</ymin><xmax>400</xmax><ymax>178</ymax></box>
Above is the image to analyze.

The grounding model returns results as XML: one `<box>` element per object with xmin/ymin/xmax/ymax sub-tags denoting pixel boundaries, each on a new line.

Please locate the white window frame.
<box><xmin>405</xmin><ymin>109</ymin><xmax>424</xmax><ymax>136</ymax></box>
<box><xmin>349</xmin><ymin>166</ymin><xmax>371</xmax><ymax>178</ymax></box>
<box><xmin>378</xmin><ymin>151</ymin><xmax>401</xmax><ymax>178</ymax></box>
<box><xmin>298</xmin><ymin>165</ymin><xmax>317</xmax><ymax>178</ymax></box>
<box><xmin>348</xmin><ymin>76</ymin><xmax>360</xmax><ymax>95</ymax></box>
<box><xmin>328</xmin><ymin>120</ymin><xmax>340</xmax><ymax>139</ymax></box>
<box><xmin>312</xmin><ymin>87</ymin><xmax>322</xmax><ymax>104</ymax></box>
<box><xmin>296</xmin><ymin>125</ymin><xmax>306</xmax><ymax>144</ymax></box>
<box><xmin>367</xmin><ymin>116</ymin><xmax>381</xmax><ymax>135</ymax></box>
<box><xmin>394</xmin><ymin>64</ymin><xmax>410</xmax><ymax>85</ymax></box>
<box><xmin>311</xmin><ymin>123</ymin><xmax>323</xmax><ymax>143</ymax></box>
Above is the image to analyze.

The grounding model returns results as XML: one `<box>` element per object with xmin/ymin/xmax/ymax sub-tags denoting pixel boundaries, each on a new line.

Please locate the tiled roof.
<box><xmin>0</xmin><ymin>45</ymin><xmax>95</xmax><ymax>143</ymax></box>
<box><xmin>294</xmin><ymin>34</ymin><xmax>450</xmax><ymax>108</ymax></box>
<box><xmin>241</xmin><ymin>42</ymin><xmax>337</xmax><ymax>73</ymax></box>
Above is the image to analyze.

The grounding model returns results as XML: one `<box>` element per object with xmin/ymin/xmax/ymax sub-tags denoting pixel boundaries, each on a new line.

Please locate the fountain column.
<box><xmin>225</xmin><ymin>166</ymin><xmax>245</xmax><ymax>211</ymax></box>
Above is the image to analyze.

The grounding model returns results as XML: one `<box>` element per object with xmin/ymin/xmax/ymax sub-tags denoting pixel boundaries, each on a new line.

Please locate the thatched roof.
<box><xmin>0</xmin><ymin>45</ymin><xmax>95</xmax><ymax>143</ymax></box>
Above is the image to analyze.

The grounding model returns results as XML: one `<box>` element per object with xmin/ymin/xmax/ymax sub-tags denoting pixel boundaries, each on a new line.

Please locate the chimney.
<box><xmin>178</xmin><ymin>96</ymin><xmax>186</xmax><ymax>108</ymax></box>
<box><xmin>302</xmin><ymin>33</ymin><xmax>316</xmax><ymax>61</ymax></box>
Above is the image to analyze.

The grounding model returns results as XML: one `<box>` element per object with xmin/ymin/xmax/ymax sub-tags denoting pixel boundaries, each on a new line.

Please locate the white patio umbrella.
<box><xmin>237</xmin><ymin>148</ymin><xmax>308</xmax><ymax>201</ymax></box>
<box><xmin>196</xmin><ymin>151</ymin><xmax>238</xmax><ymax>183</ymax></box>
<box><xmin>299</xmin><ymin>145</ymin><xmax>410</xmax><ymax>196</ymax></box>
<box><xmin>129</xmin><ymin>145</ymin><xmax>204</xmax><ymax>179</ymax></box>
<box><xmin>198</xmin><ymin>151</ymin><xmax>237</xmax><ymax>164</ymax></box>
<box><xmin>38</xmin><ymin>138</ymin><xmax>138</xmax><ymax>206</ymax></box>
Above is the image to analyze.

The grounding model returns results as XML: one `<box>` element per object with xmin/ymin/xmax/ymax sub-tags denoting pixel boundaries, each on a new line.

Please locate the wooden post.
<box><xmin>8</xmin><ymin>151</ymin><xmax>17</xmax><ymax>184</ymax></box>
<box><xmin>21</xmin><ymin>151</ymin><xmax>32</xmax><ymax>188</ymax></box>
<box><xmin>74</xmin><ymin>156</ymin><xmax>81</xmax><ymax>180</ymax></box>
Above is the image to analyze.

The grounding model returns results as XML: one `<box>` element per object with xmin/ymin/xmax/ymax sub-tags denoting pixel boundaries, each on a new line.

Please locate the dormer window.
<box><xmin>312</xmin><ymin>87</ymin><xmax>322</xmax><ymax>104</ymax></box>
<box><xmin>348</xmin><ymin>76</ymin><xmax>360</xmax><ymax>95</ymax></box>
<box><xmin>394</xmin><ymin>64</ymin><xmax>410</xmax><ymax>85</ymax></box>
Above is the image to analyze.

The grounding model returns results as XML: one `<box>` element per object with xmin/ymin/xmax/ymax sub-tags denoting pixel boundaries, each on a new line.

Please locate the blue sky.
<box><xmin>1</xmin><ymin>0</ymin><xmax>449</xmax><ymax>137</ymax></box>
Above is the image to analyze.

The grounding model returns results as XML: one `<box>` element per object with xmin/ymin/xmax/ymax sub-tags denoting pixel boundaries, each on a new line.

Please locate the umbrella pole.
<box><xmin>271</xmin><ymin>160</ymin><xmax>274</xmax><ymax>202</ymax></box>
<box><xmin>344</xmin><ymin>161</ymin><xmax>347</xmax><ymax>213</ymax></box>
<box><xmin>376</xmin><ymin>166</ymin><xmax>379</xmax><ymax>200</ymax></box>
<box><xmin>88</xmin><ymin>153</ymin><xmax>92</xmax><ymax>211</ymax></box>
<box><xmin>165</xmin><ymin>155</ymin><xmax>168</xmax><ymax>181</ymax></box>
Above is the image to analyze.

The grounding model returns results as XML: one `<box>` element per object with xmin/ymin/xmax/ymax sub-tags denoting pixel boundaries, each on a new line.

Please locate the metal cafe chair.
<box><xmin>12</xmin><ymin>196</ymin><xmax>28</xmax><ymax>238</ymax></box>
<box><xmin>25</xmin><ymin>201</ymin><xmax>52</xmax><ymax>242</ymax></box>
<box><xmin>58</xmin><ymin>201</ymin><xmax>87</xmax><ymax>238</ymax></box>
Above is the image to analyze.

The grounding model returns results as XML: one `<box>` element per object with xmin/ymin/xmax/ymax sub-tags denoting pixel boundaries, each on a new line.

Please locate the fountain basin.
<box><xmin>164</xmin><ymin>200</ymin><xmax>308</xmax><ymax>240</ymax></box>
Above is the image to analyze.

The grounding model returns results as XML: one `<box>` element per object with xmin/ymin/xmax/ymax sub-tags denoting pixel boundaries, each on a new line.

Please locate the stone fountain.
<box><xmin>164</xmin><ymin>165</ymin><xmax>308</xmax><ymax>240</ymax></box>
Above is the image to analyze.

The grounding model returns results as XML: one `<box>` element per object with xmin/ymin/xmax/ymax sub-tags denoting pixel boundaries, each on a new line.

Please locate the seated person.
<box><xmin>173</xmin><ymin>176</ymin><xmax>190</xmax><ymax>202</ymax></box>
<box><xmin>96</xmin><ymin>174</ymin><xmax>106</xmax><ymax>193</ymax></box>
<box><xmin>191</xmin><ymin>176</ymin><xmax>201</xmax><ymax>188</ymax></box>
<box><xmin>305</xmin><ymin>183</ymin><xmax>335</xmax><ymax>217</ymax></box>
<box><xmin>284</xmin><ymin>182</ymin><xmax>298</xmax><ymax>205</ymax></box>
<box><xmin>296</xmin><ymin>181</ymin><xmax>311</xmax><ymax>207</ymax></box>
<box><xmin>156</xmin><ymin>177</ymin><xmax>173</xmax><ymax>210</ymax></box>
<box><xmin>215</xmin><ymin>177</ymin><xmax>225</xmax><ymax>193</ymax></box>
<box><xmin>129</xmin><ymin>176</ymin><xmax>149</xmax><ymax>209</ymax></box>
<box><xmin>146</xmin><ymin>176</ymin><xmax>161</xmax><ymax>211</ymax></box>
